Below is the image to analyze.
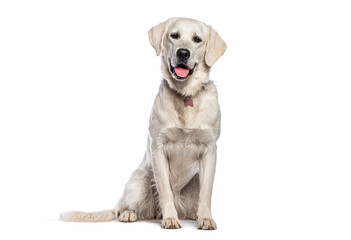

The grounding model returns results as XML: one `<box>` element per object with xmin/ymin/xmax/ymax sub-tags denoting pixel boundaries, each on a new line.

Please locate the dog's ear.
<box><xmin>148</xmin><ymin>20</ymin><xmax>168</xmax><ymax>56</ymax></box>
<box><xmin>205</xmin><ymin>27</ymin><xmax>227</xmax><ymax>67</ymax></box>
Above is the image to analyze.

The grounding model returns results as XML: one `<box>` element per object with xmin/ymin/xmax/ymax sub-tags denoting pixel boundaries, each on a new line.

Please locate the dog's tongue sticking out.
<box><xmin>174</xmin><ymin>67</ymin><xmax>189</xmax><ymax>78</ymax></box>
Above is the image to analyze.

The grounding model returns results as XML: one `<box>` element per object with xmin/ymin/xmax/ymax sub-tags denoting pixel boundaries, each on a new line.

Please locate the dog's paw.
<box><xmin>118</xmin><ymin>210</ymin><xmax>137</xmax><ymax>222</ymax></box>
<box><xmin>161</xmin><ymin>217</ymin><xmax>181</xmax><ymax>229</ymax></box>
<box><xmin>197</xmin><ymin>218</ymin><xmax>217</xmax><ymax>230</ymax></box>
<box><xmin>188</xmin><ymin>212</ymin><xmax>197</xmax><ymax>220</ymax></box>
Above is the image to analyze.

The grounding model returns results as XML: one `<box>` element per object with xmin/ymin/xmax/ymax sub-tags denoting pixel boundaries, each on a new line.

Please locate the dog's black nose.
<box><xmin>176</xmin><ymin>48</ymin><xmax>190</xmax><ymax>61</ymax></box>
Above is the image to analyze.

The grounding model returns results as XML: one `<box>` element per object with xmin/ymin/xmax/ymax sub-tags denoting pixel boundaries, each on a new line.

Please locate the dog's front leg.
<box><xmin>197</xmin><ymin>144</ymin><xmax>217</xmax><ymax>230</ymax></box>
<box><xmin>151</xmin><ymin>144</ymin><xmax>181</xmax><ymax>229</ymax></box>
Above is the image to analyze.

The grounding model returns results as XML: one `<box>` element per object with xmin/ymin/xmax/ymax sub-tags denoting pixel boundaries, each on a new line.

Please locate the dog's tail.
<box><xmin>60</xmin><ymin>209</ymin><xmax>116</xmax><ymax>222</ymax></box>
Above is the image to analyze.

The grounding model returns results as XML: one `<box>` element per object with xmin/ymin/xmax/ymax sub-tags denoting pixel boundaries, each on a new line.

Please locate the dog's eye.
<box><xmin>170</xmin><ymin>32</ymin><xmax>180</xmax><ymax>39</ymax></box>
<box><xmin>193</xmin><ymin>36</ymin><xmax>202</xmax><ymax>43</ymax></box>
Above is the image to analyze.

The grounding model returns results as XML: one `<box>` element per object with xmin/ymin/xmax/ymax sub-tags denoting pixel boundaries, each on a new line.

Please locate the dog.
<box><xmin>61</xmin><ymin>17</ymin><xmax>226</xmax><ymax>230</ymax></box>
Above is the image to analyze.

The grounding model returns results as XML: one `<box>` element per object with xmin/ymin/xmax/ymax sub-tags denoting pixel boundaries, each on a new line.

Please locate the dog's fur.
<box><xmin>60</xmin><ymin>18</ymin><xmax>226</xmax><ymax>230</ymax></box>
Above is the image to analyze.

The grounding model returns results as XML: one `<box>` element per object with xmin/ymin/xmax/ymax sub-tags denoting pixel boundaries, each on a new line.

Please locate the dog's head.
<box><xmin>148</xmin><ymin>18</ymin><xmax>226</xmax><ymax>84</ymax></box>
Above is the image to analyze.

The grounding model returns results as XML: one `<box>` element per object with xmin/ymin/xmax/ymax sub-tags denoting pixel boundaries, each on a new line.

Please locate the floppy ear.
<box><xmin>148</xmin><ymin>20</ymin><xmax>168</xmax><ymax>56</ymax></box>
<box><xmin>205</xmin><ymin>27</ymin><xmax>227</xmax><ymax>67</ymax></box>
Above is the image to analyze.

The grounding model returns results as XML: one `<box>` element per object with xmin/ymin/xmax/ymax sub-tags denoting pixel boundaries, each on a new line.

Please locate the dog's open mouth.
<box><xmin>170</xmin><ymin>63</ymin><xmax>196</xmax><ymax>80</ymax></box>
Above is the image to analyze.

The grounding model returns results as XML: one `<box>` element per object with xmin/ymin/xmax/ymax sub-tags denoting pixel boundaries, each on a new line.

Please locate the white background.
<box><xmin>0</xmin><ymin>0</ymin><xmax>350</xmax><ymax>239</ymax></box>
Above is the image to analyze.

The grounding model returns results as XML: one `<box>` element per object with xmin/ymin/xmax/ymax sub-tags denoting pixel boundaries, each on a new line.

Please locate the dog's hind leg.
<box><xmin>115</xmin><ymin>153</ymin><xmax>158</xmax><ymax>222</ymax></box>
<box><xmin>179</xmin><ymin>173</ymin><xmax>200</xmax><ymax>220</ymax></box>
<box><xmin>118</xmin><ymin>210</ymin><xmax>138</xmax><ymax>222</ymax></box>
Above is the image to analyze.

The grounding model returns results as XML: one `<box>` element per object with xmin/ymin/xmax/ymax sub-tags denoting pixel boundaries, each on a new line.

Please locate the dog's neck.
<box><xmin>161</xmin><ymin>60</ymin><xmax>210</xmax><ymax>97</ymax></box>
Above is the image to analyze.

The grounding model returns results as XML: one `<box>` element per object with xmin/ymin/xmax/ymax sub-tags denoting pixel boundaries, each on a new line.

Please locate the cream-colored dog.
<box><xmin>61</xmin><ymin>17</ymin><xmax>226</xmax><ymax>230</ymax></box>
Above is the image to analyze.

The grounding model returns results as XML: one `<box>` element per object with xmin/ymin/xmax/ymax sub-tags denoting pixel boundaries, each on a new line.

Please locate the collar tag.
<box><xmin>184</xmin><ymin>99</ymin><xmax>194</xmax><ymax>107</ymax></box>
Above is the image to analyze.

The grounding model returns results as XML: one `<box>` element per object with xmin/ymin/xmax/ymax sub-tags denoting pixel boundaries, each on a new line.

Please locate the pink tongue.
<box><xmin>174</xmin><ymin>67</ymin><xmax>189</xmax><ymax>77</ymax></box>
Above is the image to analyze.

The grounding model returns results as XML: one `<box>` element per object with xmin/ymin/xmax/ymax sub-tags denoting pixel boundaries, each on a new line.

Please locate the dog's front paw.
<box><xmin>197</xmin><ymin>218</ymin><xmax>217</xmax><ymax>230</ymax></box>
<box><xmin>161</xmin><ymin>217</ymin><xmax>181</xmax><ymax>229</ymax></box>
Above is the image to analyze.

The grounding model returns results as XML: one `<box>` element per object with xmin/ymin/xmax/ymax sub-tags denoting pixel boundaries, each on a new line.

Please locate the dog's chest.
<box><xmin>172</xmin><ymin>95</ymin><xmax>206</xmax><ymax>129</ymax></box>
<box><xmin>162</xmin><ymin>128</ymin><xmax>211</xmax><ymax>191</ymax></box>
<box><xmin>152</xmin><ymin>86</ymin><xmax>219</xmax><ymax>191</ymax></box>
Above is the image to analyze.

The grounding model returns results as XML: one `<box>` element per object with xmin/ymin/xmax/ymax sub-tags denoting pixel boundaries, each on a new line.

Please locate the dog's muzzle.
<box><xmin>170</xmin><ymin>63</ymin><xmax>196</xmax><ymax>80</ymax></box>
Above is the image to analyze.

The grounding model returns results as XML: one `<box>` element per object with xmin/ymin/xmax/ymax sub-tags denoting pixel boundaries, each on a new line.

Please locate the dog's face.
<box><xmin>149</xmin><ymin>18</ymin><xmax>226</xmax><ymax>83</ymax></box>
<box><xmin>164</xmin><ymin>20</ymin><xmax>207</xmax><ymax>81</ymax></box>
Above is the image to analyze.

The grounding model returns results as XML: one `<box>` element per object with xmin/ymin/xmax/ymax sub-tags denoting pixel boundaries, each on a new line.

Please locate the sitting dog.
<box><xmin>61</xmin><ymin>17</ymin><xmax>226</xmax><ymax>230</ymax></box>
